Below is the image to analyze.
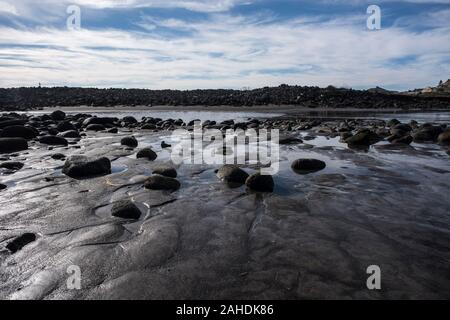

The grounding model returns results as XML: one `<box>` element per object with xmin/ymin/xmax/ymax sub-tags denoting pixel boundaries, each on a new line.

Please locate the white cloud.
<box><xmin>0</xmin><ymin>4</ymin><xmax>449</xmax><ymax>90</ymax></box>
<box><xmin>0</xmin><ymin>1</ymin><xmax>18</xmax><ymax>15</ymax></box>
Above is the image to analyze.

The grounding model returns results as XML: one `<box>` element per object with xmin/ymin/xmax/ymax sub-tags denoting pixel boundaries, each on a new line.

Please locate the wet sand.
<box><xmin>0</xmin><ymin>111</ymin><xmax>449</xmax><ymax>300</ymax></box>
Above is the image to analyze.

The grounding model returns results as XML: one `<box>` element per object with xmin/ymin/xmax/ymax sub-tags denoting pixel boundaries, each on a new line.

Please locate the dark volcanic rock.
<box><xmin>136</xmin><ymin>147</ymin><xmax>157</xmax><ymax>161</ymax></box>
<box><xmin>412</xmin><ymin>126</ymin><xmax>443</xmax><ymax>142</ymax></box>
<box><xmin>345</xmin><ymin>129</ymin><xmax>380</xmax><ymax>146</ymax></box>
<box><xmin>245</xmin><ymin>172</ymin><xmax>274</xmax><ymax>192</ymax></box>
<box><xmin>391</xmin><ymin>135</ymin><xmax>413</xmax><ymax>145</ymax></box>
<box><xmin>51</xmin><ymin>153</ymin><xmax>66</xmax><ymax>160</ymax></box>
<box><xmin>0</xmin><ymin>183</ymin><xmax>6</xmax><ymax>190</ymax></box>
<box><xmin>438</xmin><ymin>131</ymin><xmax>450</xmax><ymax>145</ymax></box>
<box><xmin>6</xmin><ymin>233</ymin><xmax>36</xmax><ymax>253</ymax></box>
<box><xmin>0</xmin><ymin>125</ymin><xmax>37</xmax><ymax>139</ymax></box>
<box><xmin>62</xmin><ymin>155</ymin><xmax>111</xmax><ymax>179</ymax></box>
<box><xmin>144</xmin><ymin>175</ymin><xmax>180</xmax><ymax>191</ymax></box>
<box><xmin>387</xmin><ymin>119</ymin><xmax>401</xmax><ymax>127</ymax></box>
<box><xmin>107</xmin><ymin>127</ymin><xmax>118</xmax><ymax>134</ymax></box>
<box><xmin>291</xmin><ymin>159</ymin><xmax>326</xmax><ymax>174</ymax></box>
<box><xmin>161</xmin><ymin>141</ymin><xmax>171</xmax><ymax>148</ymax></box>
<box><xmin>141</xmin><ymin>124</ymin><xmax>156</xmax><ymax>130</ymax></box>
<box><xmin>0</xmin><ymin>137</ymin><xmax>28</xmax><ymax>153</ymax></box>
<box><xmin>0</xmin><ymin>161</ymin><xmax>24</xmax><ymax>171</ymax></box>
<box><xmin>111</xmin><ymin>200</ymin><xmax>141</xmax><ymax>219</ymax></box>
<box><xmin>83</xmin><ymin>117</ymin><xmax>116</xmax><ymax>127</ymax></box>
<box><xmin>0</xmin><ymin>119</ymin><xmax>27</xmax><ymax>129</ymax></box>
<box><xmin>86</xmin><ymin>124</ymin><xmax>106</xmax><ymax>132</ymax></box>
<box><xmin>122</xmin><ymin>116</ymin><xmax>138</xmax><ymax>124</ymax></box>
<box><xmin>279</xmin><ymin>136</ymin><xmax>303</xmax><ymax>145</ymax></box>
<box><xmin>121</xmin><ymin>136</ymin><xmax>138</xmax><ymax>148</ymax></box>
<box><xmin>57</xmin><ymin>121</ymin><xmax>76</xmax><ymax>132</ymax></box>
<box><xmin>153</xmin><ymin>166</ymin><xmax>177</xmax><ymax>178</ymax></box>
<box><xmin>216</xmin><ymin>165</ymin><xmax>249</xmax><ymax>187</ymax></box>
<box><xmin>51</xmin><ymin>110</ymin><xmax>66</xmax><ymax>121</ymax></box>
<box><xmin>60</xmin><ymin>130</ymin><xmax>80</xmax><ymax>138</ymax></box>
<box><xmin>39</xmin><ymin>135</ymin><xmax>68</xmax><ymax>146</ymax></box>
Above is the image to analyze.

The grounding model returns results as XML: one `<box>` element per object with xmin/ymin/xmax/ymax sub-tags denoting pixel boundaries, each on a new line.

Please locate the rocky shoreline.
<box><xmin>1</xmin><ymin>85</ymin><xmax>450</xmax><ymax>111</ymax></box>
<box><xmin>0</xmin><ymin>110</ymin><xmax>449</xmax><ymax>299</ymax></box>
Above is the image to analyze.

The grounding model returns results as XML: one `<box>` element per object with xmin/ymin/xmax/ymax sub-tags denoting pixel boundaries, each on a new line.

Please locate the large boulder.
<box><xmin>0</xmin><ymin>119</ymin><xmax>27</xmax><ymax>129</ymax></box>
<box><xmin>389</xmin><ymin>135</ymin><xmax>413</xmax><ymax>145</ymax></box>
<box><xmin>51</xmin><ymin>110</ymin><xmax>66</xmax><ymax>121</ymax></box>
<box><xmin>0</xmin><ymin>138</ymin><xmax>28</xmax><ymax>153</ymax></box>
<box><xmin>216</xmin><ymin>165</ymin><xmax>249</xmax><ymax>187</ymax></box>
<box><xmin>144</xmin><ymin>175</ymin><xmax>180</xmax><ymax>191</ymax></box>
<box><xmin>0</xmin><ymin>161</ymin><xmax>24</xmax><ymax>171</ymax></box>
<box><xmin>86</xmin><ymin>124</ymin><xmax>106</xmax><ymax>132</ymax></box>
<box><xmin>62</xmin><ymin>155</ymin><xmax>111</xmax><ymax>179</ymax></box>
<box><xmin>291</xmin><ymin>159</ymin><xmax>326</xmax><ymax>174</ymax></box>
<box><xmin>245</xmin><ymin>172</ymin><xmax>274</xmax><ymax>192</ymax></box>
<box><xmin>59</xmin><ymin>130</ymin><xmax>80</xmax><ymax>138</ymax></box>
<box><xmin>387</xmin><ymin>119</ymin><xmax>401</xmax><ymax>127</ymax></box>
<box><xmin>39</xmin><ymin>135</ymin><xmax>68</xmax><ymax>146</ymax></box>
<box><xmin>153</xmin><ymin>166</ymin><xmax>177</xmax><ymax>178</ymax></box>
<box><xmin>0</xmin><ymin>125</ymin><xmax>37</xmax><ymax>139</ymax></box>
<box><xmin>122</xmin><ymin>116</ymin><xmax>138</xmax><ymax>124</ymax></box>
<box><xmin>82</xmin><ymin>117</ymin><xmax>117</xmax><ymax>127</ymax></box>
<box><xmin>111</xmin><ymin>200</ymin><xmax>141</xmax><ymax>219</ymax></box>
<box><xmin>141</xmin><ymin>124</ymin><xmax>156</xmax><ymax>130</ymax></box>
<box><xmin>437</xmin><ymin>131</ymin><xmax>450</xmax><ymax>145</ymax></box>
<box><xmin>412</xmin><ymin>125</ymin><xmax>443</xmax><ymax>142</ymax></box>
<box><xmin>121</xmin><ymin>136</ymin><xmax>138</xmax><ymax>148</ymax></box>
<box><xmin>345</xmin><ymin>129</ymin><xmax>380</xmax><ymax>146</ymax></box>
<box><xmin>57</xmin><ymin>121</ymin><xmax>76</xmax><ymax>132</ymax></box>
<box><xmin>136</xmin><ymin>147</ymin><xmax>157</xmax><ymax>160</ymax></box>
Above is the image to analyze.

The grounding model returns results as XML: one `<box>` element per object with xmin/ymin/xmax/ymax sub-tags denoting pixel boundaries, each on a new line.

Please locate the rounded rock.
<box><xmin>245</xmin><ymin>172</ymin><xmax>274</xmax><ymax>192</ymax></box>
<box><xmin>111</xmin><ymin>200</ymin><xmax>141</xmax><ymax>220</ymax></box>
<box><xmin>39</xmin><ymin>135</ymin><xmax>68</xmax><ymax>146</ymax></box>
<box><xmin>144</xmin><ymin>174</ymin><xmax>180</xmax><ymax>191</ymax></box>
<box><xmin>291</xmin><ymin>159</ymin><xmax>326</xmax><ymax>174</ymax></box>
<box><xmin>0</xmin><ymin>137</ymin><xmax>28</xmax><ymax>153</ymax></box>
<box><xmin>0</xmin><ymin>125</ymin><xmax>37</xmax><ymax>140</ymax></box>
<box><xmin>62</xmin><ymin>155</ymin><xmax>111</xmax><ymax>179</ymax></box>
<box><xmin>152</xmin><ymin>166</ymin><xmax>177</xmax><ymax>178</ymax></box>
<box><xmin>216</xmin><ymin>165</ymin><xmax>249</xmax><ymax>187</ymax></box>
<box><xmin>0</xmin><ymin>161</ymin><xmax>24</xmax><ymax>171</ymax></box>
<box><xmin>136</xmin><ymin>148</ymin><xmax>157</xmax><ymax>161</ymax></box>
<box><xmin>51</xmin><ymin>110</ymin><xmax>66</xmax><ymax>121</ymax></box>
<box><xmin>121</xmin><ymin>136</ymin><xmax>138</xmax><ymax>148</ymax></box>
<box><xmin>86</xmin><ymin>124</ymin><xmax>106</xmax><ymax>132</ymax></box>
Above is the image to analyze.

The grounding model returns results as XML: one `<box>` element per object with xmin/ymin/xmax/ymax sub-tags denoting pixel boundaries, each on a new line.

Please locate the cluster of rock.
<box><xmin>1</xmin><ymin>84</ymin><xmax>450</xmax><ymax>111</ymax></box>
<box><xmin>1</xmin><ymin>110</ymin><xmax>449</xmax><ymax>196</ymax></box>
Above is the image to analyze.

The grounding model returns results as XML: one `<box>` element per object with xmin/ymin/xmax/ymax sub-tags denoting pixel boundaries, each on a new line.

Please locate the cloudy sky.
<box><xmin>0</xmin><ymin>0</ymin><xmax>449</xmax><ymax>90</ymax></box>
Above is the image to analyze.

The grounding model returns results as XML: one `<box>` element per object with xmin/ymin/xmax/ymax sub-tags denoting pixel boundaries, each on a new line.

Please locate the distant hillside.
<box><xmin>0</xmin><ymin>84</ymin><xmax>449</xmax><ymax>111</ymax></box>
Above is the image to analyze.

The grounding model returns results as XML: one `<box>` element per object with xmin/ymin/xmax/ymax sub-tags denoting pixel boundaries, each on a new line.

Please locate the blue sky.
<box><xmin>0</xmin><ymin>0</ymin><xmax>449</xmax><ymax>90</ymax></box>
